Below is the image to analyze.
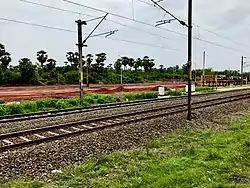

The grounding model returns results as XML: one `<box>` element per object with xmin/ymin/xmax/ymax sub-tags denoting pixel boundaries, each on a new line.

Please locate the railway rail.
<box><xmin>0</xmin><ymin>88</ymin><xmax>250</xmax><ymax>124</ymax></box>
<box><xmin>0</xmin><ymin>92</ymin><xmax>249</xmax><ymax>152</ymax></box>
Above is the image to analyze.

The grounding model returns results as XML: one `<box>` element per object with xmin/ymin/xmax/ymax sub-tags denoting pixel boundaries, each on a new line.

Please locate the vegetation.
<box><xmin>2</xmin><ymin>113</ymin><xmax>250</xmax><ymax>187</ymax></box>
<box><xmin>0</xmin><ymin>86</ymin><xmax>217</xmax><ymax>117</ymax></box>
<box><xmin>0</xmin><ymin>42</ymin><xmax>243</xmax><ymax>86</ymax></box>
<box><xmin>0</xmin><ymin>94</ymin><xmax>120</xmax><ymax>116</ymax></box>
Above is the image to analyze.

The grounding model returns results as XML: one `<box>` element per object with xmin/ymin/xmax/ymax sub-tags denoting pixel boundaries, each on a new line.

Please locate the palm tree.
<box><xmin>0</xmin><ymin>43</ymin><xmax>11</xmax><ymax>70</ymax></box>
<box><xmin>0</xmin><ymin>52</ymin><xmax>11</xmax><ymax>70</ymax></box>
<box><xmin>0</xmin><ymin>43</ymin><xmax>5</xmax><ymax>56</ymax></box>
<box><xmin>134</xmin><ymin>58</ymin><xmax>142</xmax><ymax>70</ymax></box>
<box><xmin>108</xmin><ymin>64</ymin><xmax>113</xmax><ymax>70</ymax></box>
<box><xmin>128</xmin><ymin>58</ymin><xmax>135</xmax><ymax>70</ymax></box>
<box><xmin>37</xmin><ymin>50</ymin><xmax>48</xmax><ymax>68</ymax></box>
<box><xmin>114</xmin><ymin>58</ymin><xmax>122</xmax><ymax>71</ymax></box>
<box><xmin>66</xmin><ymin>52</ymin><xmax>79</xmax><ymax>68</ymax></box>
<box><xmin>142</xmin><ymin>56</ymin><xmax>155</xmax><ymax>71</ymax></box>
<box><xmin>46</xmin><ymin>58</ymin><xmax>56</xmax><ymax>71</ymax></box>
<box><xmin>121</xmin><ymin>56</ymin><xmax>129</xmax><ymax>70</ymax></box>
<box><xmin>86</xmin><ymin>54</ymin><xmax>93</xmax><ymax>87</ymax></box>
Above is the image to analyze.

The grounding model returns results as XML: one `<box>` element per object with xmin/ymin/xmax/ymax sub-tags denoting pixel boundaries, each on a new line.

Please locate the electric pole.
<box><xmin>202</xmin><ymin>51</ymin><xmax>206</xmax><ymax>86</ymax></box>
<box><xmin>151</xmin><ymin>0</ymin><xmax>193</xmax><ymax>120</ymax></box>
<box><xmin>241</xmin><ymin>56</ymin><xmax>244</xmax><ymax>86</ymax></box>
<box><xmin>187</xmin><ymin>0</ymin><xmax>193</xmax><ymax>120</ymax></box>
<box><xmin>76</xmin><ymin>19</ymin><xmax>87</xmax><ymax>105</ymax></box>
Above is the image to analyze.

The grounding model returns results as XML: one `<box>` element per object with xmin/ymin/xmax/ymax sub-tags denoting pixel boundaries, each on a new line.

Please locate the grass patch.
<box><xmin>3</xmin><ymin>113</ymin><xmax>250</xmax><ymax>187</ymax></box>
<box><xmin>195</xmin><ymin>86</ymin><xmax>216</xmax><ymax>93</ymax></box>
<box><xmin>0</xmin><ymin>94</ymin><xmax>121</xmax><ymax>117</ymax></box>
<box><xmin>125</xmin><ymin>92</ymin><xmax>158</xmax><ymax>101</ymax></box>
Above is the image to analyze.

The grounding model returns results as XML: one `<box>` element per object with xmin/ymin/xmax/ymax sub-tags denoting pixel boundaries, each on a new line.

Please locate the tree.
<box><xmin>142</xmin><ymin>56</ymin><xmax>155</xmax><ymax>71</ymax></box>
<box><xmin>159</xmin><ymin>65</ymin><xmax>164</xmax><ymax>69</ymax></box>
<box><xmin>134</xmin><ymin>58</ymin><xmax>142</xmax><ymax>70</ymax></box>
<box><xmin>95</xmin><ymin>53</ymin><xmax>106</xmax><ymax>67</ymax></box>
<box><xmin>107</xmin><ymin>64</ymin><xmax>113</xmax><ymax>70</ymax></box>
<box><xmin>93</xmin><ymin>53</ymin><xmax>106</xmax><ymax>74</ymax></box>
<box><xmin>121</xmin><ymin>56</ymin><xmax>129</xmax><ymax>70</ymax></box>
<box><xmin>128</xmin><ymin>58</ymin><xmax>135</xmax><ymax>70</ymax></box>
<box><xmin>182</xmin><ymin>64</ymin><xmax>188</xmax><ymax>75</ymax></box>
<box><xmin>46</xmin><ymin>58</ymin><xmax>56</xmax><ymax>71</ymax></box>
<box><xmin>114</xmin><ymin>58</ymin><xmax>122</xmax><ymax>71</ymax></box>
<box><xmin>66</xmin><ymin>52</ymin><xmax>79</xmax><ymax>68</ymax></box>
<box><xmin>18</xmin><ymin>58</ymin><xmax>37</xmax><ymax>84</ymax></box>
<box><xmin>0</xmin><ymin>43</ymin><xmax>11</xmax><ymax>70</ymax></box>
<box><xmin>37</xmin><ymin>50</ymin><xmax>48</xmax><ymax>68</ymax></box>
<box><xmin>86</xmin><ymin>54</ymin><xmax>93</xmax><ymax>87</ymax></box>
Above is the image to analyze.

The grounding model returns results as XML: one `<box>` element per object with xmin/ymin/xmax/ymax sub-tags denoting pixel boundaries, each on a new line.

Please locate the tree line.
<box><xmin>0</xmin><ymin>42</ymin><xmax>242</xmax><ymax>86</ymax></box>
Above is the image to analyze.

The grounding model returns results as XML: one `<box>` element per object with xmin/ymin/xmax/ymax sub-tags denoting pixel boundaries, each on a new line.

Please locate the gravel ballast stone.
<box><xmin>0</xmin><ymin>98</ymin><xmax>250</xmax><ymax>180</ymax></box>
<box><xmin>1</xmin><ymin>89</ymin><xmax>250</xmax><ymax>134</ymax></box>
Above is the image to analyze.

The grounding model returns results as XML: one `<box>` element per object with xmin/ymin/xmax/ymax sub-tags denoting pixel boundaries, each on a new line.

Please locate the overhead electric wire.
<box><xmin>12</xmin><ymin>0</ymin><xmax>250</xmax><ymax>54</ymax></box>
<box><xmin>62</xmin><ymin>0</ymin><xmax>250</xmax><ymax>53</ymax></box>
<box><xmin>137</xmin><ymin>0</ymin><xmax>250</xmax><ymax>48</ymax></box>
<box><xmin>20</xmin><ymin>0</ymin><xmax>172</xmax><ymax>41</ymax></box>
<box><xmin>0</xmin><ymin>17</ymin><xmax>76</xmax><ymax>33</ymax></box>
<box><xmin>0</xmin><ymin>16</ymin><xmax>179</xmax><ymax>51</ymax></box>
<box><xmin>195</xmin><ymin>37</ymin><xmax>246</xmax><ymax>53</ymax></box>
<box><xmin>62</xmin><ymin>0</ymin><xmax>187</xmax><ymax>37</ymax></box>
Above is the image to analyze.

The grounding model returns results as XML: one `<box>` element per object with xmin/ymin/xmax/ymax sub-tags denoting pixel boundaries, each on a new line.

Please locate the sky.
<box><xmin>1</xmin><ymin>0</ymin><xmax>250</xmax><ymax>71</ymax></box>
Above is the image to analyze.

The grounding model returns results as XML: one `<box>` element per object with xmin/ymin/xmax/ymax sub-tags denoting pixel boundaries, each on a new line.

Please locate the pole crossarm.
<box><xmin>90</xmin><ymin>29</ymin><xmax>119</xmax><ymax>38</ymax></box>
<box><xmin>83</xmin><ymin>13</ymin><xmax>109</xmax><ymax>44</ymax></box>
<box><xmin>151</xmin><ymin>0</ymin><xmax>188</xmax><ymax>27</ymax></box>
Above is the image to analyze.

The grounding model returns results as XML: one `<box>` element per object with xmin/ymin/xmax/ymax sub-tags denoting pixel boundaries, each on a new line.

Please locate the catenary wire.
<box><xmin>136</xmin><ymin>0</ymin><xmax>250</xmax><ymax>48</ymax></box>
<box><xmin>0</xmin><ymin>17</ymin><xmax>179</xmax><ymax>51</ymax></box>
<box><xmin>20</xmin><ymin>0</ymin><xmax>172</xmax><ymax>41</ymax></box>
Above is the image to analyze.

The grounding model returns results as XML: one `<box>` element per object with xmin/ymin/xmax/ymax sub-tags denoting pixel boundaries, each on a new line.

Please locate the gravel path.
<box><xmin>1</xmin><ymin>89</ymin><xmax>250</xmax><ymax>134</ymax></box>
<box><xmin>0</xmin><ymin>97</ymin><xmax>250</xmax><ymax>180</ymax></box>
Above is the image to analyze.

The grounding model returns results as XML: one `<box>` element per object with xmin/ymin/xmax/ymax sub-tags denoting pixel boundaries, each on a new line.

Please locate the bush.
<box><xmin>5</xmin><ymin>103</ymin><xmax>25</xmax><ymax>115</ymax></box>
<box><xmin>66</xmin><ymin>98</ymin><xmax>79</xmax><ymax>107</ymax></box>
<box><xmin>55</xmin><ymin>100</ymin><xmax>69</xmax><ymax>109</ymax></box>
<box><xmin>0</xmin><ymin>100</ymin><xmax>5</xmax><ymax>104</ymax></box>
<box><xmin>195</xmin><ymin>86</ymin><xmax>216</xmax><ymax>93</ymax></box>
<box><xmin>22</xmin><ymin>101</ymin><xmax>37</xmax><ymax>113</ymax></box>
<box><xmin>125</xmin><ymin>92</ymin><xmax>158</xmax><ymax>101</ymax></box>
<box><xmin>166</xmin><ymin>90</ymin><xmax>184</xmax><ymax>96</ymax></box>
<box><xmin>36</xmin><ymin>98</ymin><xmax>59</xmax><ymax>109</ymax></box>
<box><xmin>0</xmin><ymin>105</ymin><xmax>6</xmax><ymax>116</ymax></box>
<box><xmin>84</xmin><ymin>95</ymin><xmax>96</xmax><ymax>104</ymax></box>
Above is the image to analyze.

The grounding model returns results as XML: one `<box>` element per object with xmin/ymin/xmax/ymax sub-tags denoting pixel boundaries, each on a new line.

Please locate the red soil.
<box><xmin>0</xmin><ymin>82</ymin><xmax>186</xmax><ymax>102</ymax></box>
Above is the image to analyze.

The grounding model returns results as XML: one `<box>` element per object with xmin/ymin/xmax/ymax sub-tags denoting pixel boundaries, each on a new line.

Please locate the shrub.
<box><xmin>36</xmin><ymin>98</ymin><xmax>59</xmax><ymax>109</ymax></box>
<box><xmin>5</xmin><ymin>103</ymin><xmax>25</xmax><ymax>115</ymax></box>
<box><xmin>0</xmin><ymin>100</ymin><xmax>5</xmax><ymax>104</ymax></box>
<box><xmin>55</xmin><ymin>100</ymin><xmax>68</xmax><ymax>109</ymax></box>
<box><xmin>195</xmin><ymin>86</ymin><xmax>216</xmax><ymax>93</ymax></box>
<box><xmin>125</xmin><ymin>92</ymin><xmax>158</xmax><ymax>101</ymax></box>
<box><xmin>96</xmin><ymin>96</ymin><xmax>106</xmax><ymax>104</ymax></box>
<box><xmin>0</xmin><ymin>105</ymin><xmax>6</xmax><ymax>116</ymax></box>
<box><xmin>166</xmin><ymin>90</ymin><xmax>184</xmax><ymax>96</ymax></box>
<box><xmin>66</xmin><ymin>98</ymin><xmax>79</xmax><ymax>107</ymax></box>
<box><xmin>84</xmin><ymin>95</ymin><xmax>96</xmax><ymax>104</ymax></box>
<box><xmin>22</xmin><ymin>101</ymin><xmax>37</xmax><ymax>113</ymax></box>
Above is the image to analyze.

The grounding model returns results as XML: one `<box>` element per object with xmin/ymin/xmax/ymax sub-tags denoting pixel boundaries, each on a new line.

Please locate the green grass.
<box><xmin>195</xmin><ymin>86</ymin><xmax>216</xmax><ymax>93</ymax></box>
<box><xmin>0</xmin><ymin>87</ymin><xmax>216</xmax><ymax>117</ymax></box>
<box><xmin>2</xmin><ymin>113</ymin><xmax>250</xmax><ymax>187</ymax></box>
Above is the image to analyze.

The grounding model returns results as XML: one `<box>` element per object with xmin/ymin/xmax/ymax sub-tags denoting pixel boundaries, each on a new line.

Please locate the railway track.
<box><xmin>0</xmin><ymin>92</ymin><xmax>249</xmax><ymax>152</ymax></box>
<box><xmin>0</xmin><ymin>88</ymin><xmax>250</xmax><ymax>123</ymax></box>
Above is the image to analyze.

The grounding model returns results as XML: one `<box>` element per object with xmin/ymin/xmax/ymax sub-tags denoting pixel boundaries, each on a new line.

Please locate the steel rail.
<box><xmin>0</xmin><ymin>92</ymin><xmax>249</xmax><ymax>152</ymax></box>
<box><xmin>0</xmin><ymin>88</ymin><xmax>249</xmax><ymax>123</ymax></box>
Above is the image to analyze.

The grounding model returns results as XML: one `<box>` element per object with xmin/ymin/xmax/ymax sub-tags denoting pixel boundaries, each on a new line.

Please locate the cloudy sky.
<box><xmin>1</xmin><ymin>0</ymin><xmax>250</xmax><ymax>71</ymax></box>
